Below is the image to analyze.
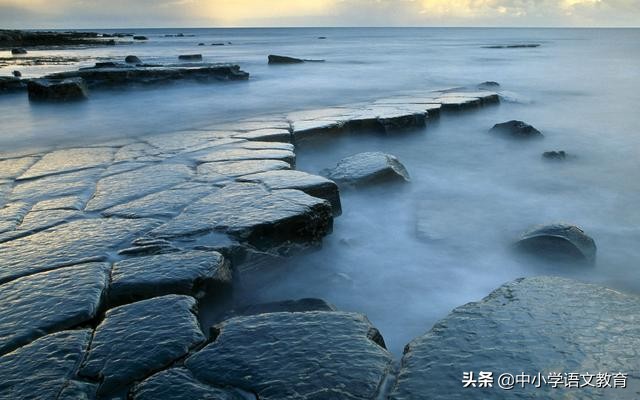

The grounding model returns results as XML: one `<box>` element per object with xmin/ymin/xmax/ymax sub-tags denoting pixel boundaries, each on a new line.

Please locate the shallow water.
<box><xmin>2</xmin><ymin>27</ymin><xmax>640</xmax><ymax>355</ymax></box>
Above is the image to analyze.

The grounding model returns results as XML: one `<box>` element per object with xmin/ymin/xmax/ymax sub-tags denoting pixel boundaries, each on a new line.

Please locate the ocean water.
<box><xmin>2</xmin><ymin>28</ymin><xmax>640</xmax><ymax>355</ymax></box>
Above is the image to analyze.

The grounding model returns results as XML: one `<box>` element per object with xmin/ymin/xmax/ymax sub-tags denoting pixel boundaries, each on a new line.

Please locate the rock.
<box><xmin>30</xmin><ymin>195</ymin><xmax>85</xmax><ymax>212</ymax></box>
<box><xmin>198</xmin><ymin>42</ymin><xmax>205</xmax><ymax>46</ymax></box>
<box><xmin>0</xmin><ymin>218</ymin><xmax>159</xmax><ymax>284</ymax></box>
<box><xmin>211</xmin><ymin>42</ymin><xmax>225</xmax><ymax>46</ymax></box>
<box><xmin>80</xmin><ymin>295</ymin><xmax>205</xmax><ymax>395</ymax></box>
<box><xmin>94</xmin><ymin>61</ymin><xmax>120</xmax><ymax>68</ymax></box>
<box><xmin>515</xmin><ymin>223</ymin><xmax>597</xmax><ymax>264</ymax></box>
<box><xmin>0</xmin><ymin>263</ymin><xmax>109</xmax><ymax>355</ymax></box>
<box><xmin>483</xmin><ymin>44</ymin><xmax>541</xmax><ymax>49</ymax></box>
<box><xmin>238</xmin><ymin>169</ymin><xmax>342</xmax><ymax>215</ymax></box>
<box><xmin>133</xmin><ymin>35</ymin><xmax>148</xmax><ymax>40</ymax></box>
<box><xmin>150</xmin><ymin>182</ymin><xmax>333</xmax><ymax>250</ymax></box>
<box><xmin>390</xmin><ymin>276</ymin><xmax>640</xmax><ymax>399</ymax></box>
<box><xmin>11</xmin><ymin>48</ymin><xmax>27</xmax><ymax>54</ymax></box>
<box><xmin>18</xmin><ymin>146</ymin><xmax>114</xmax><ymax>180</ymax></box>
<box><xmin>125</xmin><ymin>55</ymin><xmax>142</xmax><ymax>63</ymax></box>
<box><xmin>0</xmin><ymin>29</ymin><xmax>114</xmax><ymax>47</ymax></box>
<box><xmin>542</xmin><ymin>150</ymin><xmax>567</xmax><ymax>160</ymax></box>
<box><xmin>318</xmin><ymin>36</ymin><xmax>327</xmax><ymax>39</ymax></box>
<box><xmin>185</xmin><ymin>312</ymin><xmax>393</xmax><ymax>400</ymax></box>
<box><xmin>196</xmin><ymin>159</ymin><xmax>291</xmax><ymax>182</ymax></box>
<box><xmin>133</xmin><ymin>368</ymin><xmax>243</xmax><ymax>400</ymax></box>
<box><xmin>178</xmin><ymin>54</ymin><xmax>203</xmax><ymax>61</ymax></box>
<box><xmin>12</xmin><ymin>70</ymin><xmax>21</xmax><ymax>77</ymax></box>
<box><xmin>85</xmin><ymin>163</ymin><xmax>193</xmax><ymax>212</ymax></box>
<box><xmin>232</xmin><ymin>128</ymin><xmax>292</xmax><ymax>143</ymax></box>
<box><xmin>109</xmin><ymin>250</ymin><xmax>231</xmax><ymax>307</ymax></box>
<box><xmin>0</xmin><ymin>76</ymin><xmax>26</xmax><ymax>92</ymax></box>
<box><xmin>323</xmin><ymin>152</ymin><xmax>410</xmax><ymax>187</ymax></box>
<box><xmin>224</xmin><ymin>298</ymin><xmax>337</xmax><ymax>320</ymax></box>
<box><xmin>14</xmin><ymin>208</ymin><xmax>82</xmax><ymax>234</ymax></box>
<box><xmin>478</xmin><ymin>81</ymin><xmax>500</xmax><ymax>88</ymax></box>
<box><xmin>27</xmin><ymin>77</ymin><xmax>89</xmax><ymax>102</ymax></box>
<box><xmin>489</xmin><ymin>120</ymin><xmax>543</xmax><ymax>139</ymax></box>
<box><xmin>0</xmin><ymin>330</ymin><xmax>92</xmax><ymax>400</ymax></box>
<box><xmin>268</xmin><ymin>54</ymin><xmax>305</xmax><ymax>64</ymax></box>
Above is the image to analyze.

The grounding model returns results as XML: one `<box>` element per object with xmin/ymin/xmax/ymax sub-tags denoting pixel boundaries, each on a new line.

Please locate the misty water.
<box><xmin>2</xmin><ymin>28</ymin><xmax>640</xmax><ymax>355</ymax></box>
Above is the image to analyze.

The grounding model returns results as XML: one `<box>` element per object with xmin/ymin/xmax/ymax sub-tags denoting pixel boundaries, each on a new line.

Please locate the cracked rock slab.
<box><xmin>150</xmin><ymin>182</ymin><xmax>333</xmax><ymax>250</ymax></box>
<box><xmin>85</xmin><ymin>163</ymin><xmax>193</xmax><ymax>211</ymax></box>
<box><xmin>186</xmin><ymin>311</ymin><xmax>393</xmax><ymax>400</ymax></box>
<box><xmin>18</xmin><ymin>147</ymin><xmax>115</xmax><ymax>180</ymax></box>
<box><xmin>109</xmin><ymin>250</ymin><xmax>231</xmax><ymax>307</ymax></box>
<box><xmin>232</xmin><ymin>128</ymin><xmax>292</xmax><ymax>143</ymax></box>
<box><xmin>132</xmin><ymin>368</ymin><xmax>244</xmax><ymax>400</ymax></box>
<box><xmin>80</xmin><ymin>295</ymin><xmax>205</xmax><ymax>395</ymax></box>
<box><xmin>0</xmin><ymin>218</ymin><xmax>159</xmax><ymax>284</ymax></box>
<box><xmin>0</xmin><ymin>330</ymin><xmax>92</xmax><ymax>400</ymax></box>
<box><xmin>0</xmin><ymin>156</ymin><xmax>38</xmax><ymax>180</ymax></box>
<box><xmin>238</xmin><ymin>169</ymin><xmax>342</xmax><ymax>215</ymax></box>
<box><xmin>196</xmin><ymin>159</ymin><xmax>290</xmax><ymax>182</ymax></box>
<box><xmin>0</xmin><ymin>262</ymin><xmax>110</xmax><ymax>356</ymax></box>
<box><xmin>390</xmin><ymin>277</ymin><xmax>640</xmax><ymax>399</ymax></box>
<box><xmin>10</xmin><ymin>168</ymin><xmax>103</xmax><ymax>203</ymax></box>
<box><xmin>323</xmin><ymin>152</ymin><xmax>410</xmax><ymax>188</ymax></box>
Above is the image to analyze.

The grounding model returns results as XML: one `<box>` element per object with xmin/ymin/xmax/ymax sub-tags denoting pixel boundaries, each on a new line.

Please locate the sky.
<box><xmin>0</xmin><ymin>0</ymin><xmax>638</xmax><ymax>29</ymax></box>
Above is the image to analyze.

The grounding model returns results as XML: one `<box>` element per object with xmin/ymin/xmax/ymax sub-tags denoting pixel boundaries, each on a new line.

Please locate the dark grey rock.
<box><xmin>238</xmin><ymin>169</ymin><xmax>342</xmax><ymax>215</ymax></box>
<box><xmin>268</xmin><ymin>54</ymin><xmax>305</xmax><ymax>64</ymax></box>
<box><xmin>150</xmin><ymin>182</ymin><xmax>333</xmax><ymax>250</ymax></box>
<box><xmin>12</xmin><ymin>70</ymin><xmax>21</xmax><ymax>77</ymax></box>
<box><xmin>490</xmin><ymin>120</ymin><xmax>543</xmax><ymax>139</ymax></box>
<box><xmin>390</xmin><ymin>277</ymin><xmax>640</xmax><ymax>399</ymax></box>
<box><xmin>0</xmin><ymin>156</ymin><xmax>38</xmax><ymax>180</ymax></box>
<box><xmin>0</xmin><ymin>218</ymin><xmax>159</xmax><ymax>283</ymax></box>
<box><xmin>185</xmin><ymin>311</ymin><xmax>393</xmax><ymax>400</ymax></box>
<box><xmin>178</xmin><ymin>54</ymin><xmax>203</xmax><ymax>61</ymax></box>
<box><xmin>323</xmin><ymin>152</ymin><xmax>410</xmax><ymax>187</ymax></box>
<box><xmin>125</xmin><ymin>55</ymin><xmax>142</xmax><ymax>64</ymax></box>
<box><xmin>542</xmin><ymin>150</ymin><xmax>567</xmax><ymax>160</ymax></box>
<box><xmin>0</xmin><ymin>262</ymin><xmax>109</xmax><ymax>355</ymax></box>
<box><xmin>0</xmin><ymin>330</ymin><xmax>92</xmax><ymax>400</ymax></box>
<box><xmin>11</xmin><ymin>47</ymin><xmax>27</xmax><ymax>54</ymax></box>
<box><xmin>0</xmin><ymin>76</ymin><xmax>26</xmax><ymax>92</ymax></box>
<box><xmin>133</xmin><ymin>368</ymin><xmax>243</xmax><ymax>400</ymax></box>
<box><xmin>109</xmin><ymin>250</ymin><xmax>231</xmax><ymax>307</ymax></box>
<box><xmin>80</xmin><ymin>295</ymin><xmax>205</xmax><ymax>395</ymax></box>
<box><xmin>27</xmin><ymin>77</ymin><xmax>89</xmax><ymax>102</ymax></box>
<box><xmin>515</xmin><ymin>223</ymin><xmax>597</xmax><ymax>264</ymax></box>
<box><xmin>57</xmin><ymin>380</ymin><xmax>98</xmax><ymax>400</ymax></box>
<box><xmin>133</xmin><ymin>35</ymin><xmax>148</xmax><ymax>40</ymax></box>
<box><xmin>224</xmin><ymin>298</ymin><xmax>337</xmax><ymax>320</ymax></box>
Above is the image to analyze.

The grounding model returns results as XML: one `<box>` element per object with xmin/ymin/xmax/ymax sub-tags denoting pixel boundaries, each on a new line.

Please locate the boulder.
<box><xmin>0</xmin><ymin>330</ymin><xmax>92</xmax><ymax>400</ymax></box>
<box><xmin>1</xmin><ymin>29</ymin><xmax>114</xmax><ymax>47</ymax></box>
<box><xmin>542</xmin><ymin>150</ymin><xmax>567</xmax><ymax>160</ymax></box>
<box><xmin>27</xmin><ymin>77</ymin><xmax>89</xmax><ymax>102</ymax></box>
<box><xmin>11</xmin><ymin>48</ymin><xmax>27</xmax><ymax>54</ymax></box>
<box><xmin>133</xmin><ymin>35</ymin><xmax>148</xmax><ymax>40</ymax></box>
<box><xmin>125</xmin><ymin>55</ymin><xmax>142</xmax><ymax>63</ymax></box>
<box><xmin>211</xmin><ymin>42</ymin><xmax>225</xmax><ymax>46</ymax></box>
<box><xmin>478</xmin><ymin>81</ymin><xmax>500</xmax><ymax>89</ymax></box>
<box><xmin>184</xmin><ymin>312</ymin><xmax>393</xmax><ymax>400</ymax></box>
<box><xmin>79</xmin><ymin>295</ymin><xmax>205</xmax><ymax>395</ymax></box>
<box><xmin>12</xmin><ymin>70</ymin><xmax>21</xmax><ymax>77</ymax></box>
<box><xmin>390</xmin><ymin>277</ymin><xmax>640</xmax><ymax>399</ymax></box>
<box><xmin>198</xmin><ymin>42</ymin><xmax>205</xmax><ymax>46</ymax></box>
<box><xmin>515</xmin><ymin>223</ymin><xmax>597</xmax><ymax>264</ymax></box>
<box><xmin>322</xmin><ymin>151</ymin><xmax>410</xmax><ymax>187</ymax></box>
<box><xmin>0</xmin><ymin>262</ymin><xmax>110</xmax><ymax>355</ymax></box>
<box><xmin>94</xmin><ymin>61</ymin><xmax>120</xmax><ymax>68</ymax></box>
<box><xmin>489</xmin><ymin>120</ymin><xmax>543</xmax><ymax>139</ymax></box>
<box><xmin>0</xmin><ymin>76</ymin><xmax>25</xmax><ymax>92</ymax></box>
<box><xmin>132</xmin><ymin>368</ymin><xmax>243</xmax><ymax>400</ymax></box>
<box><xmin>178</xmin><ymin>54</ymin><xmax>203</xmax><ymax>61</ymax></box>
<box><xmin>109</xmin><ymin>250</ymin><xmax>231</xmax><ymax>307</ymax></box>
<box><xmin>223</xmin><ymin>298</ymin><xmax>337</xmax><ymax>320</ymax></box>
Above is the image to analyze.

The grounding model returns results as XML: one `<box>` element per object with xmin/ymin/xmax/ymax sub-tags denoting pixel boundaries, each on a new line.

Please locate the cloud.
<box><xmin>0</xmin><ymin>0</ymin><xmax>638</xmax><ymax>28</ymax></box>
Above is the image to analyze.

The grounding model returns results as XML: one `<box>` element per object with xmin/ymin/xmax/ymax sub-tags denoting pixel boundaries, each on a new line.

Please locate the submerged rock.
<box><xmin>109</xmin><ymin>250</ymin><xmax>231</xmax><ymax>306</ymax></box>
<box><xmin>133</xmin><ymin>35</ymin><xmax>148</xmax><ymax>41</ymax></box>
<box><xmin>483</xmin><ymin>43</ymin><xmax>541</xmax><ymax>49</ymax></box>
<box><xmin>132</xmin><ymin>368</ymin><xmax>243</xmax><ymax>400</ymax></box>
<box><xmin>515</xmin><ymin>223</ymin><xmax>597</xmax><ymax>264</ymax></box>
<box><xmin>0</xmin><ymin>330</ymin><xmax>92</xmax><ymax>400</ymax></box>
<box><xmin>80</xmin><ymin>295</ymin><xmax>205</xmax><ymax>395</ymax></box>
<box><xmin>542</xmin><ymin>150</ymin><xmax>567</xmax><ymax>160</ymax></box>
<box><xmin>489</xmin><ymin>120</ymin><xmax>543</xmax><ymax>139</ymax></box>
<box><xmin>268</xmin><ymin>54</ymin><xmax>324</xmax><ymax>64</ymax></box>
<box><xmin>0</xmin><ymin>76</ymin><xmax>25</xmax><ymax>92</ymax></box>
<box><xmin>184</xmin><ymin>312</ymin><xmax>393</xmax><ymax>400</ymax></box>
<box><xmin>390</xmin><ymin>277</ymin><xmax>640</xmax><ymax>399</ymax></box>
<box><xmin>0</xmin><ymin>262</ymin><xmax>110</xmax><ymax>356</ymax></box>
<box><xmin>323</xmin><ymin>151</ymin><xmax>410</xmax><ymax>187</ymax></box>
<box><xmin>125</xmin><ymin>55</ymin><xmax>142</xmax><ymax>63</ymax></box>
<box><xmin>27</xmin><ymin>77</ymin><xmax>89</xmax><ymax>101</ymax></box>
<box><xmin>178</xmin><ymin>54</ymin><xmax>203</xmax><ymax>61</ymax></box>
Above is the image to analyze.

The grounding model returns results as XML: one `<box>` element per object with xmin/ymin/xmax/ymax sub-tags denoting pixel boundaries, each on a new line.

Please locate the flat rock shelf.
<box><xmin>6</xmin><ymin>86</ymin><xmax>637</xmax><ymax>399</ymax></box>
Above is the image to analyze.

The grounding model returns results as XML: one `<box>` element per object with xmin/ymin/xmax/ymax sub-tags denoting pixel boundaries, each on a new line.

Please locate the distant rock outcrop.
<box><xmin>489</xmin><ymin>120</ymin><xmax>543</xmax><ymax>139</ymax></box>
<box><xmin>27</xmin><ymin>78</ymin><xmax>89</xmax><ymax>102</ymax></box>
<box><xmin>268</xmin><ymin>54</ymin><xmax>325</xmax><ymax>64</ymax></box>
<box><xmin>0</xmin><ymin>29</ymin><xmax>115</xmax><ymax>47</ymax></box>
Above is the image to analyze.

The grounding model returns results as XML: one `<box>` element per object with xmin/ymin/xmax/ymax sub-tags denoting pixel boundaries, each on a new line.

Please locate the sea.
<box><xmin>1</xmin><ymin>27</ymin><xmax>639</xmax><ymax>354</ymax></box>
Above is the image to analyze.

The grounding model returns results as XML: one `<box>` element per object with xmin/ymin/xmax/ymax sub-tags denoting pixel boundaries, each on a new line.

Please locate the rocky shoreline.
<box><xmin>1</xmin><ymin>84</ymin><xmax>638</xmax><ymax>399</ymax></box>
<box><xmin>0</xmin><ymin>29</ymin><xmax>116</xmax><ymax>48</ymax></box>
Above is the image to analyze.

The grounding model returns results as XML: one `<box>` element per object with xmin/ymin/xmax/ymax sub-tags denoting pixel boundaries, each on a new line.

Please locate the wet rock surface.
<box><xmin>390</xmin><ymin>277</ymin><xmax>640</xmax><ymax>399</ymax></box>
<box><xmin>515</xmin><ymin>223</ymin><xmax>597</xmax><ymax>264</ymax></box>
<box><xmin>185</xmin><ymin>311</ymin><xmax>393</xmax><ymax>400</ymax></box>
<box><xmin>27</xmin><ymin>77</ymin><xmax>89</xmax><ymax>102</ymax></box>
<box><xmin>0</xmin><ymin>330</ymin><xmax>92</xmax><ymax>400</ymax></box>
<box><xmin>542</xmin><ymin>150</ymin><xmax>568</xmax><ymax>160</ymax></box>
<box><xmin>133</xmin><ymin>368</ymin><xmax>243</xmax><ymax>400</ymax></box>
<box><xmin>80</xmin><ymin>295</ymin><xmax>205</xmax><ymax>395</ymax></box>
<box><xmin>490</xmin><ymin>120</ymin><xmax>543</xmax><ymax>139</ymax></box>
<box><xmin>323</xmin><ymin>151</ymin><xmax>410</xmax><ymax>187</ymax></box>
<box><xmin>109</xmin><ymin>250</ymin><xmax>231</xmax><ymax>306</ymax></box>
<box><xmin>0</xmin><ymin>262</ymin><xmax>109</xmax><ymax>355</ymax></box>
<box><xmin>223</xmin><ymin>298</ymin><xmax>337</xmax><ymax>320</ymax></box>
